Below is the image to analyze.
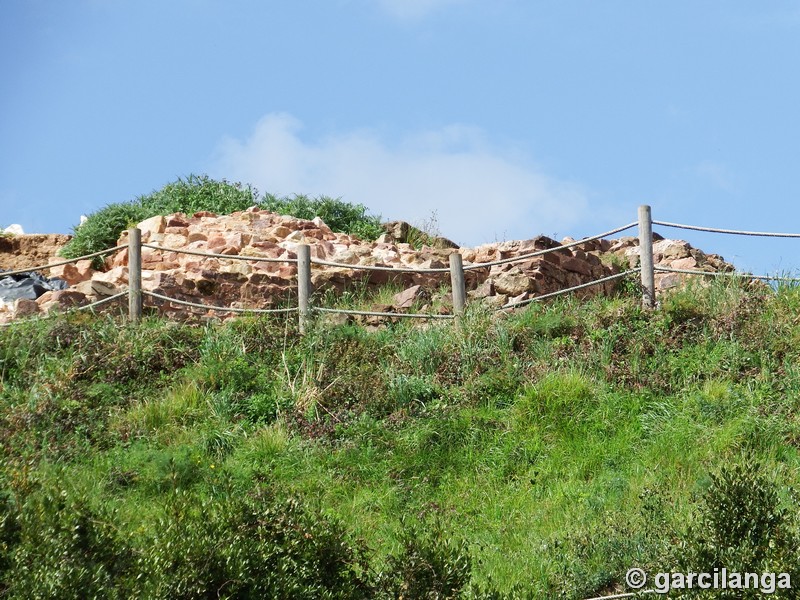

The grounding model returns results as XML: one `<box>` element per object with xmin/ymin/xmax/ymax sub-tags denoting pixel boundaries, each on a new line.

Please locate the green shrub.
<box><xmin>514</xmin><ymin>371</ymin><xmax>597</xmax><ymax>430</ymax></box>
<box><xmin>60</xmin><ymin>176</ymin><xmax>384</xmax><ymax>266</ymax></box>
<box><xmin>61</xmin><ymin>202</ymin><xmax>152</xmax><ymax>260</ymax></box>
<box><xmin>0</xmin><ymin>489</ymin><xmax>20</xmax><ymax>584</ymax></box>
<box><xmin>137</xmin><ymin>174</ymin><xmax>260</xmax><ymax>216</ymax></box>
<box><xmin>462</xmin><ymin>364</ymin><xmax>523</xmax><ymax>409</ymax></box>
<box><xmin>297</xmin><ymin>327</ymin><xmax>392</xmax><ymax>416</ymax></box>
<box><xmin>135</xmin><ymin>490</ymin><xmax>375</xmax><ymax>599</ymax></box>
<box><xmin>4</xmin><ymin>485</ymin><xmax>131</xmax><ymax>599</ymax></box>
<box><xmin>2</xmin><ymin>482</ymin><xmax>375</xmax><ymax>599</ymax></box>
<box><xmin>261</xmin><ymin>193</ymin><xmax>383</xmax><ymax>240</ymax></box>
<box><xmin>387</xmin><ymin>374</ymin><xmax>440</xmax><ymax>409</ymax></box>
<box><xmin>60</xmin><ymin>175</ymin><xmax>259</xmax><ymax>262</ymax></box>
<box><xmin>379</xmin><ymin>517</ymin><xmax>472</xmax><ymax>599</ymax></box>
<box><xmin>677</xmin><ymin>458</ymin><xmax>799</xmax><ymax>598</ymax></box>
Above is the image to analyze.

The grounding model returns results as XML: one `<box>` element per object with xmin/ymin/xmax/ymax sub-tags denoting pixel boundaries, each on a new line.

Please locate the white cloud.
<box><xmin>211</xmin><ymin>113</ymin><xmax>588</xmax><ymax>246</ymax></box>
<box><xmin>372</xmin><ymin>0</ymin><xmax>466</xmax><ymax>20</ymax></box>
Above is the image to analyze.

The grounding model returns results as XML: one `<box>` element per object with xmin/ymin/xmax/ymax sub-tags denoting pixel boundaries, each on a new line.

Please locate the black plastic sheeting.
<box><xmin>0</xmin><ymin>270</ymin><xmax>68</xmax><ymax>303</ymax></box>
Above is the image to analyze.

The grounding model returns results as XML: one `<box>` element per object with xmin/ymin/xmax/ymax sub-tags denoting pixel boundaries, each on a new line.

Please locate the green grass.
<box><xmin>260</xmin><ymin>193</ymin><xmax>383</xmax><ymax>241</ymax></box>
<box><xmin>1</xmin><ymin>277</ymin><xmax>800</xmax><ymax>597</ymax></box>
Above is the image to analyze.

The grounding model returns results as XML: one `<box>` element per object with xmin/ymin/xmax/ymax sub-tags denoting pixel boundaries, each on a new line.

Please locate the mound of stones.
<box><xmin>0</xmin><ymin>208</ymin><xmax>735</xmax><ymax>323</ymax></box>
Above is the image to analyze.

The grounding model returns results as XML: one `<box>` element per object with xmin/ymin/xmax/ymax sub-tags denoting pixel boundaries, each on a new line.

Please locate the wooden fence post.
<box><xmin>638</xmin><ymin>205</ymin><xmax>655</xmax><ymax>309</ymax></box>
<box><xmin>449</xmin><ymin>252</ymin><xmax>466</xmax><ymax>318</ymax></box>
<box><xmin>128</xmin><ymin>227</ymin><xmax>143</xmax><ymax>323</ymax></box>
<box><xmin>297</xmin><ymin>244</ymin><xmax>312</xmax><ymax>333</ymax></box>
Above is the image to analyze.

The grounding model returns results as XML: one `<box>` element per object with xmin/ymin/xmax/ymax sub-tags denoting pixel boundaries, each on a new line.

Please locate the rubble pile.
<box><xmin>0</xmin><ymin>208</ymin><xmax>736</xmax><ymax>323</ymax></box>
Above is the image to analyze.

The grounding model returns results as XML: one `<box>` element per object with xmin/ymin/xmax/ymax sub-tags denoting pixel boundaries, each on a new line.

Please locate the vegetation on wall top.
<box><xmin>59</xmin><ymin>174</ymin><xmax>383</xmax><ymax>261</ymax></box>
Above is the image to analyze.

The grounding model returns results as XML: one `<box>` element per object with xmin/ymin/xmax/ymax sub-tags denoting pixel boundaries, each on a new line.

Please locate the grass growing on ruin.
<box><xmin>1</xmin><ymin>277</ymin><xmax>800</xmax><ymax>597</ymax></box>
<box><xmin>60</xmin><ymin>175</ymin><xmax>385</xmax><ymax>263</ymax></box>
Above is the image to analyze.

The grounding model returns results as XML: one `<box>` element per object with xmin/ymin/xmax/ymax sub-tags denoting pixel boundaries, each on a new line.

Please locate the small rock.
<box><xmin>382</xmin><ymin>221</ymin><xmax>410</xmax><ymax>243</ymax></box>
<box><xmin>48</xmin><ymin>262</ymin><xmax>83</xmax><ymax>286</ymax></box>
<box><xmin>272</xmin><ymin>226</ymin><xmax>292</xmax><ymax>239</ymax></box>
<box><xmin>166</xmin><ymin>215</ymin><xmax>190</xmax><ymax>228</ymax></box>
<box><xmin>94</xmin><ymin>266</ymin><xmax>128</xmax><ymax>285</ymax></box>
<box><xmin>468</xmin><ymin>280</ymin><xmax>495</xmax><ymax>299</ymax></box>
<box><xmin>13</xmin><ymin>298</ymin><xmax>39</xmax><ymax>317</ymax></box>
<box><xmin>482</xmin><ymin>294</ymin><xmax>508</xmax><ymax>309</ymax></box>
<box><xmin>321</xmin><ymin>312</ymin><xmax>352</xmax><ymax>327</ymax></box>
<box><xmin>285</xmin><ymin>230</ymin><xmax>306</xmax><ymax>242</ymax></box>
<box><xmin>39</xmin><ymin>290</ymin><xmax>87</xmax><ymax>311</ymax></box>
<box><xmin>3</xmin><ymin>224</ymin><xmax>24</xmax><ymax>235</ymax></box>
<box><xmin>187</xmin><ymin>231</ymin><xmax>208</xmax><ymax>243</ymax></box>
<box><xmin>393</xmin><ymin>285</ymin><xmax>425</xmax><ymax>309</ymax></box>
<box><xmin>494</xmin><ymin>272</ymin><xmax>533</xmax><ymax>296</ymax></box>
<box><xmin>137</xmin><ymin>215</ymin><xmax>166</xmax><ymax>239</ymax></box>
<box><xmin>560</xmin><ymin>256</ymin><xmax>593</xmax><ymax>277</ymax></box>
<box><xmin>670</xmin><ymin>256</ymin><xmax>698</xmax><ymax>270</ymax></box>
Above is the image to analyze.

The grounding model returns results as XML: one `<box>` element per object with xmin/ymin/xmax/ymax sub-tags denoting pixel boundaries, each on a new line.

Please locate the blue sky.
<box><xmin>3</xmin><ymin>0</ymin><xmax>800</xmax><ymax>274</ymax></box>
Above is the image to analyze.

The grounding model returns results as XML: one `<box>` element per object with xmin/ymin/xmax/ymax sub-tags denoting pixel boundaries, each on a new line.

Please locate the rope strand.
<box><xmin>497</xmin><ymin>269</ymin><xmax>640</xmax><ymax>311</ymax></box>
<box><xmin>0</xmin><ymin>244</ymin><xmax>127</xmax><ymax>278</ymax></box>
<box><xmin>143</xmin><ymin>290</ymin><xmax>297</xmax><ymax>314</ymax></box>
<box><xmin>653</xmin><ymin>220</ymin><xmax>800</xmax><ymax>238</ymax></box>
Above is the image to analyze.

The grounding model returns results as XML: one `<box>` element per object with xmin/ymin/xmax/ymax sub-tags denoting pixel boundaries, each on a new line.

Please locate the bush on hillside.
<box><xmin>677</xmin><ymin>458</ymin><xmax>799</xmax><ymax>598</ymax></box>
<box><xmin>4</xmin><ymin>486</ymin><xmax>130</xmax><ymax>599</ymax></box>
<box><xmin>60</xmin><ymin>175</ymin><xmax>259</xmax><ymax>261</ymax></box>
<box><xmin>378</xmin><ymin>517</ymin><xmax>473</xmax><ymax>599</ymax></box>
<box><xmin>60</xmin><ymin>202</ymin><xmax>152</xmax><ymax>259</ymax></box>
<box><xmin>0</xmin><ymin>484</ymin><xmax>375</xmax><ymax>598</ymax></box>
<box><xmin>261</xmin><ymin>194</ymin><xmax>383</xmax><ymax>241</ymax></box>
<box><xmin>133</xmin><ymin>490</ymin><xmax>375</xmax><ymax>599</ymax></box>
<box><xmin>137</xmin><ymin>174</ymin><xmax>261</xmax><ymax>217</ymax></box>
<box><xmin>60</xmin><ymin>176</ymin><xmax>384</xmax><ymax>264</ymax></box>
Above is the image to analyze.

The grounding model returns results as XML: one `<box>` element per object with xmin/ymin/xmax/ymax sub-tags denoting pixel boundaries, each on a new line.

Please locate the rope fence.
<box><xmin>654</xmin><ymin>266</ymin><xmax>800</xmax><ymax>283</ymax></box>
<box><xmin>0</xmin><ymin>290</ymin><xmax>128</xmax><ymax>327</ymax></box>
<box><xmin>315</xmin><ymin>306</ymin><xmax>455</xmax><ymax>320</ymax></box>
<box><xmin>3</xmin><ymin>205</ymin><xmax>800</xmax><ymax>329</ymax></box>
<box><xmin>142</xmin><ymin>243</ymin><xmax>297</xmax><ymax>263</ymax></box>
<box><xmin>644</xmin><ymin>214</ymin><xmax>800</xmax><ymax>303</ymax></box>
<box><xmin>124</xmin><ymin>224</ymin><xmax>643</xmax><ymax>329</ymax></box>
<box><xmin>497</xmin><ymin>269</ymin><xmax>640</xmax><ymax>311</ymax></box>
<box><xmin>0</xmin><ymin>245</ymin><xmax>126</xmax><ymax>278</ymax></box>
<box><xmin>75</xmin><ymin>290</ymin><xmax>128</xmax><ymax>310</ymax></box>
<box><xmin>142</xmin><ymin>290</ymin><xmax>298</xmax><ymax>314</ymax></box>
<box><xmin>653</xmin><ymin>220</ymin><xmax>800</xmax><ymax>238</ymax></box>
<box><xmin>310</xmin><ymin>257</ymin><xmax>452</xmax><ymax>273</ymax></box>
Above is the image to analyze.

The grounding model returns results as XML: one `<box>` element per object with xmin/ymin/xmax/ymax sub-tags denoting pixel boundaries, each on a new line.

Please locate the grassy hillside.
<box><xmin>1</xmin><ymin>277</ymin><xmax>799</xmax><ymax>598</ymax></box>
